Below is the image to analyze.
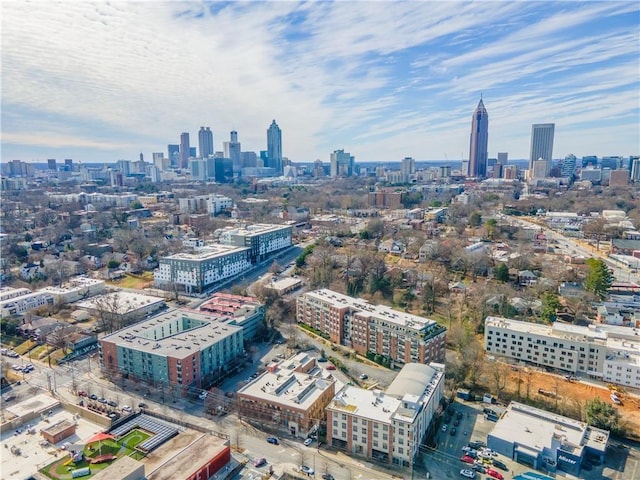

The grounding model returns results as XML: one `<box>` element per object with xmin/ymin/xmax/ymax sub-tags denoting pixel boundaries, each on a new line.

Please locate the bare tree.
<box><xmin>488</xmin><ymin>361</ymin><xmax>510</xmax><ymax>401</ymax></box>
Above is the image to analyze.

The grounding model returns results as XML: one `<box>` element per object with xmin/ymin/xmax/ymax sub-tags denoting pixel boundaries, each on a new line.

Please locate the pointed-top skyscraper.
<box><xmin>267</xmin><ymin>120</ymin><xmax>283</xmax><ymax>175</ymax></box>
<box><xmin>468</xmin><ymin>98</ymin><xmax>489</xmax><ymax>178</ymax></box>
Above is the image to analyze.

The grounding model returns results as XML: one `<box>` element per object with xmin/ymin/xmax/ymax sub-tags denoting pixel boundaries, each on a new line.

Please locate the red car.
<box><xmin>326</xmin><ymin>365</ymin><xmax>336</xmax><ymax>370</ymax></box>
<box><xmin>461</xmin><ymin>455</ymin><xmax>475</xmax><ymax>464</ymax></box>
<box><xmin>486</xmin><ymin>468</ymin><xmax>504</xmax><ymax>480</ymax></box>
<box><xmin>77</xmin><ymin>391</ymin><xmax>87</xmax><ymax>397</ymax></box>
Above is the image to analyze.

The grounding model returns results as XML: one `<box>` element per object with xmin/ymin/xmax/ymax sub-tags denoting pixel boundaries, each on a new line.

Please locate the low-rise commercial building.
<box><xmin>39</xmin><ymin>277</ymin><xmax>105</xmax><ymax>304</ymax></box>
<box><xmin>99</xmin><ymin>308</ymin><xmax>244</xmax><ymax>392</ymax></box>
<box><xmin>484</xmin><ymin>316</ymin><xmax>640</xmax><ymax>389</ymax></box>
<box><xmin>487</xmin><ymin>402</ymin><xmax>608</xmax><ymax>476</ymax></box>
<box><xmin>327</xmin><ymin>362</ymin><xmax>445</xmax><ymax>466</ymax></box>
<box><xmin>237</xmin><ymin>353</ymin><xmax>336</xmax><ymax>438</ymax></box>
<box><xmin>297</xmin><ymin>289</ymin><xmax>446</xmax><ymax>365</ymax></box>
<box><xmin>77</xmin><ymin>291</ymin><xmax>165</xmax><ymax>329</ymax></box>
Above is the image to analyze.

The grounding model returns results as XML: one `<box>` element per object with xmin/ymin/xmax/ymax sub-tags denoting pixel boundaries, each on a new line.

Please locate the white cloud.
<box><xmin>1</xmin><ymin>1</ymin><xmax>638</xmax><ymax>162</ymax></box>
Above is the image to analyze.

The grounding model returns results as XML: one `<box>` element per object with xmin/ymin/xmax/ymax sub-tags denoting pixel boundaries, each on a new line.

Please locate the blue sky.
<box><xmin>2</xmin><ymin>1</ymin><xmax>638</xmax><ymax>164</ymax></box>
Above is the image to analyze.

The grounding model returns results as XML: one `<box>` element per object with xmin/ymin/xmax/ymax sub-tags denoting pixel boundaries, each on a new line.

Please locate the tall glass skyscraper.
<box><xmin>529</xmin><ymin>123</ymin><xmax>555</xmax><ymax>172</ymax></box>
<box><xmin>198</xmin><ymin>126</ymin><xmax>214</xmax><ymax>158</ymax></box>
<box><xmin>180</xmin><ymin>132</ymin><xmax>190</xmax><ymax>169</ymax></box>
<box><xmin>267</xmin><ymin>120</ymin><xmax>283</xmax><ymax>175</ymax></box>
<box><xmin>468</xmin><ymin>98</ymin><xmax>488</xmax><ymax>178</ymax></box>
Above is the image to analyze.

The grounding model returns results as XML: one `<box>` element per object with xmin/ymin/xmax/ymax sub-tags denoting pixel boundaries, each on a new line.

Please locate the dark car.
<box><xmin>138</xmin><ymin>402</ymin><xmax>148</xmax><ymax>409</ymax></box>
<box><xmin>450</xmin><ymin>427</ymin><xmax>457</xmax><ymax>436</ymax></box>
<box><xmin>492</xmin><ymin>460</ymin><xmax>508</xmax><ymax>471</ymax></box>
<box><xmin>254</xmin><ymin>458</ymin><xmax>267</xmax><ymax>467</ymax></box>
<box><xmin>317</xmin><ymin>357</ymin><xmax>328</xmax><ymax>363</ymax></box>
<box><xmin>89</xmin><ymin>394</ymin><xmax>98</xmax><ymax>400</ymax></box>
<box><xmin>107</xmin><ymin>400</ymin><xmax>118</xmax><ymax>407</ymax></box>
<box><xmin>266</xmin><ymin>436</ymin><xmax>279</xmax><ymax>445</ymax></box>
<box><xmin>98</xmin><ymin>397</ymin><xmax>107</xmax><ymax>404</ymax></box>
<box><xmin>469</xmin><ymin>441</ymin><xmax>486</xmax><ymax>449</ymax></box>
<box><xmin>322</xmin><ymin>474</ymin><xmax>335</xmax><ymax>480</ymax></box>
<box><xmin>454</xmin><ymin>420</ymin><xmax>460</xmax><ymax>426</ymax></box>
<box><xmin>457</xmin><ymin>412</ymin><xmax>463</xmax><ymax>420</ymax></box>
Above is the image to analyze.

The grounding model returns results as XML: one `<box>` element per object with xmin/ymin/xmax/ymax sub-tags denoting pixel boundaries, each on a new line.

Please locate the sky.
<box><xmin>2</xmin><ymin>1</ymin><xmax>639</xmax><ymax>164</ymax></box>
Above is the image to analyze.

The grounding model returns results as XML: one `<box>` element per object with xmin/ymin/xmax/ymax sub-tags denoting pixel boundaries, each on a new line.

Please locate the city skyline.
<box><xmin>2</xmin><ymin>2</ymin><xmax>638</xmax><ymax>164</ymax></box>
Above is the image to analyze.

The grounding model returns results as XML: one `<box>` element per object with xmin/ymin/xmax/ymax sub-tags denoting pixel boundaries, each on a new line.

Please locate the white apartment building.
<box><xmin>0</xmin><ymin>287</ymin><xmax>32</xmax><ymax>302</ymax></box>
<box><xmin>39</xmin><ymin>277</ymin><xmax>105</xmax><ymax>304</ymax></box>
<box><xmin>218</xmin><ymin>223</ymin><xmax>292</xmax><ymax>263</ymax></box>
<box><xmin>484</xmin><ymin>316</ymin><xmax>640</xmax><ymax>389</ymax></box>
<box><xmin>0</xmin><ymin>291</ymin><xmax>55</xmax><ymax>317</ymax></box>
<box><xmin>326</xmin><ymin>362</ymin><xmax>445</xmax><ymax>466</ymax></box>
<box><xmin>178</xmin><ymin>194</ymin><xmax>233</xmax><ymax>215</ymax></box>
<box><xmin>154</xmin><ymin>245</ymin><xmax>251</xmax><ymax>294</ymax></box>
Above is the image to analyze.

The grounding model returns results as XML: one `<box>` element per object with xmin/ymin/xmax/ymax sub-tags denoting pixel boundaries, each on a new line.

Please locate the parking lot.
<box><xmin>421</xmin><ymin>398</ymin><xmax>640</xmax><ymax>480</ymax></box>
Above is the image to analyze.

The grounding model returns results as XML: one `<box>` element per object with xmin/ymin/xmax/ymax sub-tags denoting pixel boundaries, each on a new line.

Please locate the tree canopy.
<box><xmin>583</xmin><ymin>258</ymin><xmax>613</xmax><ymax>300</ymax></box>
<box><xmin>585</xmin><ymin>397</ymin><xmax>625</xmax><ymax>435</ymax></box>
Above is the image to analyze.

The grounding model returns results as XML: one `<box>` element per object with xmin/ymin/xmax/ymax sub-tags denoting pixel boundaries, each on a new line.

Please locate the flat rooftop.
<box><xmin>220</xmin><ymin>223</ymin><xmax>290</xmax><ymax>238</ymax></box>
<box><xmin>163</xmin><ymin>244</ymin><xmax>248</xmax><ymax>261</ymax></box>
<box><xmin>100</xmin><ymin>309</ymin><xmax>242</xmax><ymax>358</ymax></box>
<box><xmin>239</xmin><ymin>363</ymin><xmax>335</xmax><ymax>410</ymax></box>
<box><xmin>40</xmin><ymin>276</ymin><xmax>104</xmax><ymax>294</ymax></box>
<box><xmin>328</xmin><ymin>386</ymin><xmax>400</xmax><ymax>424</ymax></box>
<box><xmin>304</xmin><ymin>289</ymin><xmax>437</xmax><ymax>330</ymax></box>
<box><xmin>77</xmin><ymin>291</ymin><xmax>164</xmax><ymax>314</ymax></box>
<box><xmin>490</xmin><ymin>402</ymin><xmax>606</xmax><ymax>456</ymax></box>
<box><xmin>0</xmin><ymin>398</ymin><xmax>106</xmax><ymax>479</ymax></box>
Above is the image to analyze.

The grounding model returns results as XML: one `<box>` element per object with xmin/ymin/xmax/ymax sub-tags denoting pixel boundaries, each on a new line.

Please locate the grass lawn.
<box><xmin>119</xmin><ymin>429</ymin><xmax>151</xmax><ymax>450</ymax></box>
<box><xmin>111</xmin><ymin>273</ymin><xmax>154</xmax><ymax>289</ymax></box>
<box><xmin>14</xmin><ymin>339</ymin><xmax>37</xmax><ymax>355</ymax></box>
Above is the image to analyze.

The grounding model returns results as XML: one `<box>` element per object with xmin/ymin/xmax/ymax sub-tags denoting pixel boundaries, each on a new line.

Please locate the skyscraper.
<box><xmin>198</xmin><ymin>127</ymin><xmax>214</xmax><ymax>158</ymax></box>
<box><xmin>179</xmin><ymin>132</ymin><xmax>190</xmax><ymax>169</ymax></box>
<box><xmin>168</xmin><ymin>144</ymin><xmax>180</xmax><ymax>167</ymax></box>
<box><xmin>401</xmin><ymin>157</ymin><xmax>415</xmax><ymax>183</ymax></box>
<box><xmin>330</xmin><ymin>149</ymin><xmax>355</xmax><ymax>177</ymax></box>
<box><xmin>468</xmin><ymin>98</ymin><xmax>489</xmax><ymax>178</ymax></box>
<box><xmin>224</xmin><ymin>130</ymin><xmax>242</xmax><ymax>175</ymax></box>
<box><xmin>529</xmin><ymin>123</ymin><xmax>555</xmax><ymax>172</ymax></box>
<box><xmin>267</xmin><ymin>120</ymin><xmax>283</xmax><ymax>175</ymax></box>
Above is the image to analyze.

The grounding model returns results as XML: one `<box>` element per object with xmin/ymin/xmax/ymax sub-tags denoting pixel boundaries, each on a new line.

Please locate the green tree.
<box><xmin>129</xmin><ymin>200</ymin><xmax>144</xmax><ymax>210</ymax></box>
<box><xmin>583</xmin><ymin>258</ymin><xmax>614</xmax><ymax>300</ymax></box>
<box><xmin>24</xmin><ymin>233</ymin><xmax>33</xmax><ymax>242</ymax></box>
<box><xmin>540</xmin><ymin>292</ymin><xmax>561</xmax><ymax>323</ymax></box>
<box><xmin>107</xmin><ymin>259</ymin><xmax>121</xmax><ymax>269</ymax></box>
<box><xmin>485</xmin><ymin>218</ymin><xmax>497</xmax><ymax>239</ymax></box>
<box><xmin>493</xmin><ymin>263</ymin><xmax>509</xmax><ymax>282</ymax></box>
<box><xmin>585</xmin><ymin>397</ymin><xmax>625</xmax><ymax>435</ymax></box>
<box><xmin>469</xmin><ymin>211</ymin><xmax>482</xmax><ymax>228</ymax></box>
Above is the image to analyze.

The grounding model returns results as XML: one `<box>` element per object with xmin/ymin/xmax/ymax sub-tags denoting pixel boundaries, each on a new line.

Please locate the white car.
<box><xmin>300</xmin><ymin>465</ymin><xmax>314</xmax><ymax>475</ymax></box>
<box><xmin>199</xmin><ymin>391</ymin><xmax>208</xmax><ymax>400</ymax></box>
<box><xmin>121</xmin><ymin>405</ymin><xmax>132</xmax><ymax>413</ymax></box>
<box><xmin>460</xmin><ymin>469</ymin><xmax>475</xmax><ymax>479</ymax></box>
<box><xmin>304</xmin><ymin>437</ymin><xmax>313</xmax><ymax>446</ymax></box>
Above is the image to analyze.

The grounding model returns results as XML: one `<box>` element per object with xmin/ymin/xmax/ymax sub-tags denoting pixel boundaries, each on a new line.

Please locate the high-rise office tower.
<box><xmin>267</xmin><ymin>120</ymin><xmax>283</xmax><ymax>175</ymax></box>
<box><xmin>401</xmin><ymin>157</ymin><xmax>415</xmax><ymax>183</ymax></box>
<box><xmin>224</xmin><ymin>130</ymin><xmax>242</xmax><ymax>175</ymax></box>
<box><xmin>330</xmin><ymin>149</ymin><xmax>355</xmax><ymax>177</ymax></box>
<box><xmin>529</xmin><ymin>123</ymin><xmax>555</xmax><ymax>173</ymax></box>
<box><xmin>198</xmin><ymin>127</ymin><xmax>214</xmax><ymax>158</ymax></box>
<box><xmin>468</xmin><ymin>98</ymin><xmax>489</xmax><ymax>178</ymax></box>
<box><xmin>168</xmin><ymin>144</ymin><xmax>180</xmax><ymax>167</ymax></box>
<box><xmin>180</xmin><ymin>132</ymin><xmax>190</xmax><ymax>168</ymax></box>
<box><xmin>189</xmin><ymin>147</ymin><xmax>197</xmax><ymax>158</ymax></box>
<box><xmin>47</xmin><ymin>159</ymin><xmax>57</xmax><ymax>171</ymax></box>
<box><xmin>561</xmin><ymin>154</ymin><xmax>577</xmax><ymax>177</ymax></box>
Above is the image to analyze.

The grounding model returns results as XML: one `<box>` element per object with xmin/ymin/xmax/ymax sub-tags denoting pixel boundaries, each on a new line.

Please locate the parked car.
<box><xmin>450</xmin><ymin>427</ymin><xmax>457</xmax><ymax>436</ymax></box>
<box><xmin>442</xmin><ymin>425</ymin><xmax>448</xmax><ymax>432</ymax></box>
<box><xmin>138</xmin><ymin>402</ymin><xmax>148</xmax><ymax>409</ymax></box>
<box><xmin>300</xmin><ymin>465</ymin><xmax>314</xmax><ymax>475</ymax></box>
<box><xmin>326</xmin><ymin>365</ymin><xmax>336</xmax><ymax>370</ymax></box>
<box><xmin>266</xmin><ymin>436</ymin><xmax>279</xmax><ymax>445</ymax></box>
<box><xmin>107</xmin><ymin>400</ymin><xmax>118</xmax><ymax>407</ymax></box>
<box><xmin>254</xmin><ymin>458</ymin><xmax>267</xmax><ymax>467</ymax></box>
<box><xmin>98</xmin><ymin>397</ymin><xmax>107</xmax><ymax>404</ymax></box>
<box><xmin>317</xmin><ymin>357</ymin><xmax>328</xmax><ymax>363</ymax></box>
<box><xmin>472</xmin><ymin>463</ymin><xmax>485</xmax><ymax>473</ymax></box>
<box><xmin>89</xmin><ymin>394</ymin><xmax>98</xmax><ymax>400</ymax></box>
<box><xmin>77</xmin><ymin>391</ymin><xmax>87</xmax><ymax>397</ymax></box>
<box><xmin>457</xmin><ymin>412</ymin><xmax>463</xmax><ymax>420</ymax></box>
<box><xmin>461</xmin><ymin>456</ymin><xmax>475</xmax><ymax>464</ymax></box>
<box><xmin>454</xmin><ymin>420</ymin><xmax>460</xmax><ymax>426</ymax></box>
<box><xmin>121</xmin><ymin>405</ymin><xmax>132</xmax><ymax>413</ymax></box>
<box><xmin>460</xmin><ymin>469</ymin><xmax>475</xmax><ymax>479</ymax></box>
<box><xmin>322</xmin><ymin>474</ymin><xmax>335</xmax><ymax>480</ymax></box>
<box><xmin>304</xmin><ymin>438</ymin><xmax>314</xmax><ymax>446</ymax></box>
<box><xmin>12</xmin><ymin>365</ymin><xmax>22</xmax><ymax>371</ymax></box>
<box><xmin>469</xmin><ymin>441</ymin><xmax>486</xmax><ymax>449</ymax></box>
<box><xmin>486</xmin><ymin>468</ymin><xmax>504</xmax><ymax>480</ymax></box>
<box><xmin>359</xmin><ymin>374</ymin><xmax>368</xmax><ymax>380</ymax></box>
<box><xmin>199</xmin><ymin>391</ymin><xmax>208</xmax><ymax>400</ymax></box>
<box><xmin>492</xmin><ymin>460</ymin><xmax>508</xmax><ymax>471</ymax></box>
<box><xmin>225</xmin><ymin>392</ymin><xmax>235</xmax><ymax>398</ymax></box>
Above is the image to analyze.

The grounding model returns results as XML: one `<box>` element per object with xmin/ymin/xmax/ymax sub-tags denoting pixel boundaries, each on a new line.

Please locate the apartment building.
<box><xmin>237</xmin><ymin>353</ymin><xmax>336</xmax><ymax>438</ymax></box>
<box><xmin>326</xmin><ymin>362</ymin><xmax>445</xmax><ymax>466</ymax></box>
<box><xmin>0</xmin><ymin>291</ymin><xmax>54</xmax><ymax>317</ymax></box>
<box><xmin>218</xmin><ymin>223</ymin><xmax>292</xmax><ymax>263</ymax></box>
<box><xmin>39</xmin><ymin>276</ymin><xmax>105</xmax><ymax>304</ymax></box>
<box><xmin>99</xmin><ymin>309</ymin><xmax>244</xmax><ymax>393</ymax></box>
<box><xmin>154</xmin><ymin>244</ymin><xmax>251</xmax><ymax>294</ymax></box>
<box><xmin>484</xmin><ymin>316</ymin><xmax>640</xmax><ymax>388</ymax></box>
<box><xmin>297</xmin><ymin>289</ymin><xmax>446</xmax><ymax>365</ymax></box>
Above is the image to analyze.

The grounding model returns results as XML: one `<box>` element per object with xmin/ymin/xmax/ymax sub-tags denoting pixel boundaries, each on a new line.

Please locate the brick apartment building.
<box><xmin>297</xmin><ymin>289</ymin><xmax>446</xmax><ymax>365</ymax></box>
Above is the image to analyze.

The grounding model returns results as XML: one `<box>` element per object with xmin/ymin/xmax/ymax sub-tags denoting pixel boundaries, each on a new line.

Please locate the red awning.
<box><xmin>86</xmin><ymin>432</ymin><xmax>115</xmax><ymax>444</ymax></box>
